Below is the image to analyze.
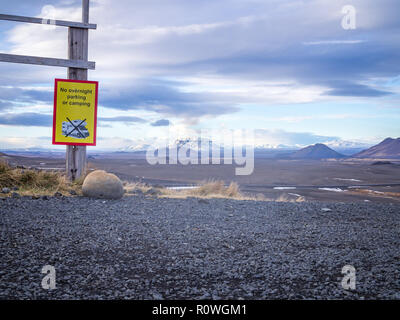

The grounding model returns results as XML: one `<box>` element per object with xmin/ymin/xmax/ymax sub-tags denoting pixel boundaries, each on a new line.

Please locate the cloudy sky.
<box><xmin>0</xmin><ymin>0</ymin><xmax>399</xmax><ymax>150</ymax></box>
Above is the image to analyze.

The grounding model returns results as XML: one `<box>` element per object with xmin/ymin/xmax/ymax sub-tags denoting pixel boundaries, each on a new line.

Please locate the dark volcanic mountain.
<box><xmin>354</xmin><ymin>138</ymin><xmax>400</xmax><ymax>159</ymax></box>
<box><xmin>288</xmin><ymin>143</ymin><xmax>345</xmax><ymax>159</ymax></box>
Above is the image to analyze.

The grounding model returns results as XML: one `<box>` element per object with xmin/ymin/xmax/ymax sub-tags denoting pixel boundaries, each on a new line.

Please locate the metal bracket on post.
<box><xmin>70</xmin><ymin>146</ymin><xmax>77</xmax><ymax>181</ymax></box>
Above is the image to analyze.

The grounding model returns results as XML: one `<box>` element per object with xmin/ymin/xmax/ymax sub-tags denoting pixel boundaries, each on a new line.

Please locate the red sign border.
<box><xmin>52</xmin><ymin>78</ymin><xmax>98</xmax><ymax>146</ymax></box>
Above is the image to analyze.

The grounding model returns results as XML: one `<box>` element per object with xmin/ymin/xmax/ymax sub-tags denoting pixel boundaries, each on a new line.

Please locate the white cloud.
<box><xmin>302</xmin><ymin>40</ymin><xmax>366</xmax><ymax>45</ymax></box>
<box><xmin>3</xmin><ymin>0</ymin><xmax>398</xmax><ymax>108</ymax></box>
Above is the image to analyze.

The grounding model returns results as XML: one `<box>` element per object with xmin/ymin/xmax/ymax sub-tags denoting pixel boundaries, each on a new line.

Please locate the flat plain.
<box><xmin>3</xmin><ymin>151</ymin><xmax>400</xmax><ymax>203</ymax></box>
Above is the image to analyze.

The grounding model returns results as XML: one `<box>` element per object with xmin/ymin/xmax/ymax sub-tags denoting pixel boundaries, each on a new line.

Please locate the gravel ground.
<box><xmin>0</xmin><ymin>195</ymin><xmax>399</xmax><ymax>300</ymax></box>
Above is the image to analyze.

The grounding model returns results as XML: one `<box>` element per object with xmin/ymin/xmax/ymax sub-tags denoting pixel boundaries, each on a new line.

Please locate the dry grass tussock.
<box><xmin>124</xmin><ymin>180</ymin><xmax>244</xmax><ymax>199</ymax></box>
<box><xmin>0</xmin><ymin>160</ymin><xmax>82</xmax><ymax>196</ymax></box>
<box><xmin>274</xmin><ymin>193</ymin><xmax>305</xmax><ymax>202</ymax></box>
<box><xmin>161</xmin><ymin>180</ymin><xmax>243</xmax><ymax>199</ymax></box>
<box><xmin>125</xmin><ymin>179</ymin><xmax>305</xmax><ymax>202</ymax></box>
<box><xmin>124</xmin><ymin>181</ymin><xmax>154</xmax><ymax>194</ymax></box>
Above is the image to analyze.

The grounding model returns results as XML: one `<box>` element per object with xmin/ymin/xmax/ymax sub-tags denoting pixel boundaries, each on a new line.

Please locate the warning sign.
<box><xmin>52</xmin><ymin>79</ymin><xmax>98</xmax><ymax>146</ymax></box>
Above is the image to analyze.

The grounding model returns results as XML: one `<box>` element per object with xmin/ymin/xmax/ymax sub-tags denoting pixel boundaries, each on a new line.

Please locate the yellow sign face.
<box><xmin>52</xmin><ymin>79</ymin><xmax>98</xmax><ymax>146</ymax></box>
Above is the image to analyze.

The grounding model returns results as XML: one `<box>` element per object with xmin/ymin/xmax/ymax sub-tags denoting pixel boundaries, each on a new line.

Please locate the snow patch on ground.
<box><xmin>274</xmin><ymin>187</ymin><xmax>297</xmax><ymax>190</ymax></box>
<box><xmin>288</xmin><ymin>193</ymin><xmax>301</xmax><ymax>197</ymax></box>
<box><xmin>366</xmin><ymin>190</ymin><xmax>384</xmax><ymax>194</ymax></box>
<box><xmin>167</xmin><ymin>186</ymin><xmax>198</xmax><ymax>190</ymax></box>
<box><xmin>318</xmin><ymin>188</ymin><xmax>347</xmax><ymax>193</ymax></box>
<box><xmin>333</xmin><ymin>178</ymin><xmax>363</xmax><ymax>182</ymax></box>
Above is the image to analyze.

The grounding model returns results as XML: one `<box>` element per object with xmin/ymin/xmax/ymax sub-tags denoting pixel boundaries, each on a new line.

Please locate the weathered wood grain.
<box><xmin>66</xmin><ymin>0</ymin><xmax>90</xmax><ymax>180</ymax></box>
<box><xmin>0</xmin><ymin>53</ymin><xmax>95</xmax><ymax>69</ymax></box>
<box><xmin>0</xmin><ymin>13</ymin><xmax>96</xmax><ymax>29</ymax></box>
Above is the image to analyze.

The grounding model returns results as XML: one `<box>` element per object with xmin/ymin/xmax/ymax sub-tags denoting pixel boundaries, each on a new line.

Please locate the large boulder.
<box><xmin>82</xmin><ymin>170</ymin><xmax>124</xmax><ymax>199</ymax></box>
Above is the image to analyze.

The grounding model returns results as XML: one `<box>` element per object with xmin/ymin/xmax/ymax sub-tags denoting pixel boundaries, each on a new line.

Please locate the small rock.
<box><xmin>392</xmin><ymin>293</ymin><xmax>400</xmax><ymax>299</ymax></box>
<box><xmin>152</xmin><ymin>292</ymin><xmax>163</xmax><ymax>300</ymax></box>
<box><xmin>223</xmin><ymin>243</ymin><xmax>235</xmax><ymax>250</ymax></box>
<box><xmin>1</xmin><ymin>187</ymin><xmax>10</xmax><ymax>194</ymax></box>
<box><xmin>69</xmin><ymin>189</ymin><xmax>77</xmax><ymax>196</ymax></box>
<box><xmin>198</xmin><ymin>292</ymin><xmax>210</xmax><ymax>299</ymax></box>
<box><xmin>11</xmin><ymin>192</ymin><xmax>20</xmax><ymax>198</ymax></box>
<box><xmin>41</xmin><ymin>195</ymin><xmax>49</xmax><ymax>200</ymax></box>
<box><xmin>321</xmin><ymin>208</ymin><xmax>332</xmax><ymax>212</ymax></box>
<box><xmin>54</xmin><ymin>192</ymin><xmax>63</xmax><ymax>197</ymax></box>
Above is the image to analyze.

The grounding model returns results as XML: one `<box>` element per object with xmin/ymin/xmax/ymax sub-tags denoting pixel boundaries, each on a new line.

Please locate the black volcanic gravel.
<box><xmin>0</xmin><ymin>195</ymin><xmax>399</xmax><ymax>300</ymax></box>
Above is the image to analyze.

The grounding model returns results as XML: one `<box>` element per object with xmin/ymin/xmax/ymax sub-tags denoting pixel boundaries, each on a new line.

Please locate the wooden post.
<box><xmin>66</xmin><ymin>0</ymin><xmax>89</xmax><ymax>181</ymax></box>
<box><xmin>0</xmin><ymin>2</ymin><xmax>96</xmax><ymax>182</ymax></box>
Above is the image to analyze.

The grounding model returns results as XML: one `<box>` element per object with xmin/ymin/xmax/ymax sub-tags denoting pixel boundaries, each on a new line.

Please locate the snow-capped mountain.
<box><xmin>323</xmin><ymin>139</ymin><xmax>373</xmax><ymax>149</ymax></box>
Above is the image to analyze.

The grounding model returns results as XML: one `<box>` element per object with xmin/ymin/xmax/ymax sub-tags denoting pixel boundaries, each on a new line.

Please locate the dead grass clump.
<box><xmin>171</xmin><ymin>180</ymin><xmax>242</xmax><ymax>199</ymax></box>
<box><xmin>124</xmin><ymin>179</ymin><xmax>245</xmax><ymax>199</ymax></box>
<box><xmin>0</xmin><ymin>160</ymin><xmax>9</xmax><ymax>174</ymax></box>
<box><xmin>124</xmin><ymin>181</ymin><xmax>153</xmax><ymax>194</ymax></box>
<box><xmin>0</xmin><ymin>160</ymin><xmax>81</xmax><ymax>196</ymax></box>
<box><xmin>274</xmin><ymin>193</ymin><xmax>305</xmax><ymax>202</ymax></box>
<box><xmin>187</xmin><ymin>180</ymin><xmax>242</xmax><ymax>198</ymax></box>
<box><xmin>124</xmin><ymin>179</ymin><xmax>308</xmax><ymax>202</ymax></box>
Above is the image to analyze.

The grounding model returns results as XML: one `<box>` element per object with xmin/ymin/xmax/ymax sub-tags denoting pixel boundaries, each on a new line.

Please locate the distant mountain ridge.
<box><xmin>288</xmin><ymin>143</ymin><xmax>345</xmax><ymax>159</ymax></box>
<box><xmin>113</xmin><ymin>138</ymin><xmax>374</xmax><ymax>153</ymax></box>
<box><xmin>323</xmin><ymin>139</ymin><xmax>372</xmax><ymax>149</ymax></box>
<box><xmin>354</xmin><ymin>137</ymin><xmax>400</xmax><ymax>159</ymax></box>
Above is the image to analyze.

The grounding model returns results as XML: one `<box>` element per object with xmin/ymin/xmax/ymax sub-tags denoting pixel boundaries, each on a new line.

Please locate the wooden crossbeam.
<box><xmin>0</xmin><ymin>1</ymin><xmax>95</xmax><ymax>180</ymax></box>
<box><xmin>0</xmin><ymin>53</ymin><xmax>95</xmax><ymax>69</ymax></box>
<box><xmin>0</xmin><ymin>13</ymin><xmax>97</xmax><ymax>29</ymax></box>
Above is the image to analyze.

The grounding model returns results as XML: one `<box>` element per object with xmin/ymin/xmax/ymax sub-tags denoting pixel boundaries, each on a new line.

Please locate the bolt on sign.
<box><xmin>52</xmin><ymin>79</ymin><xmax>98</xmax><ymax>146</ymax></box>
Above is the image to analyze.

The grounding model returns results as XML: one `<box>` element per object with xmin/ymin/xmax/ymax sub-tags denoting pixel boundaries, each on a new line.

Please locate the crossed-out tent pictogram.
<box><xmin>65</xmin><ymin>117</ymin><xmax>87</xmax><ymax>138</ymax></box>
